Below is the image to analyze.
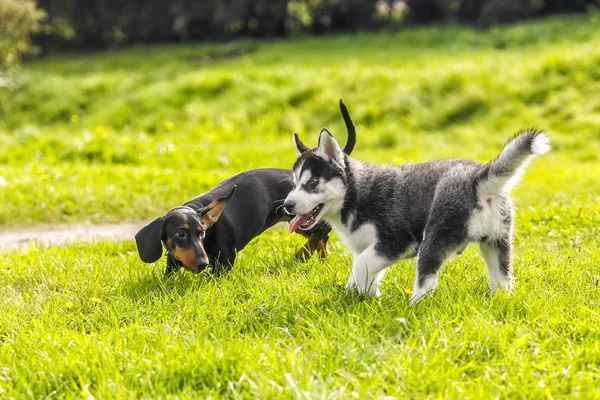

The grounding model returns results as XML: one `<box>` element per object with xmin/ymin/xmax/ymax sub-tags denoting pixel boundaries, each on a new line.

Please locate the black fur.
<box><xmin>286</xmin><ymin>127</ymin><xmax>549</xmax><ymax>301</ymax></box>
<box><xmin>135</xmin><ymin>99</ymin><xmax>359</xmax><ymax>275</ymax></box>
<box><xmin>135</xmin><ymin>169</ymin><xmax>332</xmax><ymax>274</ymax></box>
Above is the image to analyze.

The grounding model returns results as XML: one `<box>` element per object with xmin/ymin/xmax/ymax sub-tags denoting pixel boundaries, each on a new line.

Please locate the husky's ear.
<box><xmin>293</xmin><ymin>132</ymin><xmax>310</xmax><ymax>156</ymax></box>
<box><xmin>135</xmin><ymin>217</ymin><xmax>165</xmax><ymax>263</ymax></box>
<box><xmin>316</xmin><ymin>128</ymin><xmax>343</xmax><ymax>163</ymax></box>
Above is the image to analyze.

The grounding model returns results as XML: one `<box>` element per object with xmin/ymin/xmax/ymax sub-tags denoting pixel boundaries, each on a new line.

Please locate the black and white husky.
<box><xmin>283</xmin><ymin>125</ymin><xmax>550</xmax><ymax>304</ymax></box>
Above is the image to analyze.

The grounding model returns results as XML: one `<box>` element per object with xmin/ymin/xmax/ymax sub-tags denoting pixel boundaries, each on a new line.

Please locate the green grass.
<box><xmin>1</xmin><ymin>15</ymin><xmax>600</xmax><ymax>225</ymax></box>
<box><xmin>1</xmin><ymin>14</ymin><xmax>600</xmax><ymax>398</ymax></box>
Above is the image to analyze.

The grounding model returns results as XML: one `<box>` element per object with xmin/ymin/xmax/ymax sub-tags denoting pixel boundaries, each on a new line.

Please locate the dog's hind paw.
<box><xmin>490</xmin><ymin>275</ymin><xmax>515</xmax><ymax>296</ymax></box>
<box><xmin>410</xmin><ymin>276</ymin><xmax>439</xmax><ymax>305</ymax></box>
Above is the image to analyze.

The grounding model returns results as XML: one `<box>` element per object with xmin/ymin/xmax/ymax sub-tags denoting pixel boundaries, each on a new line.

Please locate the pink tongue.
<box><xmin>289</xmin><ymin>214</ymin><xmax>309</xmax><ymax>233</ymax></box>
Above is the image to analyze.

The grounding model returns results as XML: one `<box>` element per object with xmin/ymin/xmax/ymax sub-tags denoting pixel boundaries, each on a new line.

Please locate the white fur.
<box><xmin>347</xmin><ymin>243</ymin><xmax>418</xmax><ymax>298</ymax></box>
<box><xmin>479</xmin><ymin>242</ymin><xmax>514</xmax><ymax>295</ymax></box>
<box><xmin>490</xmin><ymin>158</ymin><xmax>532</xmax><ymax>195</ymax></box>
<box><xmin>298</xmin><ymin>169</ymin><xmax>310</xmax><ymax>185</ymax></box>
<box><xmin>347</xmin><ymin>245</ymin><xmax>390</xmax><ymax>298</ymax></box>
<box><xmin>284</xmin><ymin>173</ymin><xmax>346</xmax><ymax>229</ymax></box>
<box><xmin>331</xmin><ymin>216</ymin><xmax>378</xmax><ymax>254</ymax></box>
<box><xmin>316</xmin><ymin>129</ymin><xmax>345</xmax><ymax>167</ymax></box>
<box><xmin>292</xmin><ymin>160</ymin><xmax>305</xmax><ymax>185</ymax></box>
<box><xmin>467</xmin><ymin>197</ymin><xmax>513</xmax><ymax>242</ymax></box>
<box><xmin>531</xmin><ymin>133</ymin><xmax>551</xmax><ymax>156</ymax></box>
<box><xmin>481</xmin><ymin>133</ymin><xmax>550</xmax><ymax>196</ymax></box>
<box><xmin>410</xmin><ymin>274</ymin><xmax>439</xmax><ymax>305</ymax></box>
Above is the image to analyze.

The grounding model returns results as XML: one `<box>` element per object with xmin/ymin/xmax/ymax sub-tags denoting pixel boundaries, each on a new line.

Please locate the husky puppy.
<box><xmin>283</xmin><ymin>127</ymin><xmax>550</xmax><ymax>303</ymax></box>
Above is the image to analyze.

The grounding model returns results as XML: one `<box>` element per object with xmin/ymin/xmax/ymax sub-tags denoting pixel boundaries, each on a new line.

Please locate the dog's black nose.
<box><xmin>196</xmin><ymin>260</ymin><xmax>209</xmax><ymax>269</ymax></box>
<box><xmin>282</xmin><ymin>201</ymin><xmax>295</xmax><ymax>215</ymax></box>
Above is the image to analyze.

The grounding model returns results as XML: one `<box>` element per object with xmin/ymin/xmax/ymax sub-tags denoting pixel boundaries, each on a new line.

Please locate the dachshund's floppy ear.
<box><xmin>199</xmin><ymin>185</ymin><xmax>237</xmax><ymax>229</ymax></box>
<box><xmin>135</xmin><ymin>217</ymin><xmax>165</xmax><ymax>263</ymax></box>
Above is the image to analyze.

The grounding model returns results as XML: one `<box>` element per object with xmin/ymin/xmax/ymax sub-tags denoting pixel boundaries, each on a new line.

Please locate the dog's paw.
<box><xmin>410</xmin><ymin>276</ymin><xmax>439</xmax><ymax>305</ymax></box>
<box><xmin>409</xmin><ymin>293</ymin><xmax>424</xmax><ymax>305</ymax></box>
<box><xmin>346</xmin><ymin>276</ymin><xmax>360</xmax><ymax>293</ymax></box>
<box><xmin>490</xmin><ymin>274</ymin><xmax>515</xmax><ymax>296</ymax></box>
<box><xmin>367</xmin><ymin>284</ymin><xmax>381</xmax><ymax>298</ymax></box>
<box><xmin>294</xmin><ymin>244</ymin><xmax>312</xmax><ymax>261</ymax></box>
<box><xmin>346</xmin><ymin>277</ymin><xmax>380</xmax><ymax>298</ymax></box>
<box><xmin>347</xmin><ymin>276</ymin><xmax>366</xmax><ymax>296</ymax></box>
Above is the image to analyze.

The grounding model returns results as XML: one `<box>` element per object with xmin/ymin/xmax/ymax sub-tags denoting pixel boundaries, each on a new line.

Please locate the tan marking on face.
<box><xmin>183</xmin><ymin>224</ymin><xmax>189</xmax><ymax>230</ymax></box>
<box><xmin>167</xmin><ymin>238</ymin><xmax>174</xmax><ymax>251</ymax></box>
<box><xmin>197</xmin><ymin>226</ymin><xmax>203</xmax><ymax>233</ymax></box>
<box><xmin>171</xmin><ymin>246</ymin><xmax>196</xmax><ymax>269</ymax></box>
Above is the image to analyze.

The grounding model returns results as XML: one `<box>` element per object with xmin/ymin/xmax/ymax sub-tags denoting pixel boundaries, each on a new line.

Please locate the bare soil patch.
<box><xmin>0</xmin><ymin>221</ymin><xmax>147</xmax><ymax>251</ymax></box>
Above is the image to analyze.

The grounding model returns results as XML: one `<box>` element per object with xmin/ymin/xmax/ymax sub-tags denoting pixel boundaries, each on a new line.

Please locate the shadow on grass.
<box><xmin>117</xmin><ymin>265</ymin><xmax>220</xmax><ymax>302</ymax></box>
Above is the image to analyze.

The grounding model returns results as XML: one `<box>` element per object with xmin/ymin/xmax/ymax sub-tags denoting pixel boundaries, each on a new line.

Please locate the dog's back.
<box><xmin>348</xmin><ymin>159</ymin><xmax>482</xmax><ymax>248</ymax></box>
<box><xmin>183</xmin><ymin>168</ymin><xmax>293</xmax><ymax>248</ymax></box>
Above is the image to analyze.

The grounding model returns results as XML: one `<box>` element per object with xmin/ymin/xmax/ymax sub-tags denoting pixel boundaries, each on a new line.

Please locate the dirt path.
<box><xmin>0</xmin><ymin>221</ymin><xmax>148</xmax><ymax>251</ymax></box>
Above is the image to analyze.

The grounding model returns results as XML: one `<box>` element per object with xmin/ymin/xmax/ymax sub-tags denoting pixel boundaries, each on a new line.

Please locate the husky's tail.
<box><xmin>476</xmin><ymin>130</ymin><xmax>550</xmax><ymax>196</ymax></box>
<box><xmin>340</xmin><ymin>99</ymin><xmax>356</xmax><ymax>156</ymax></box>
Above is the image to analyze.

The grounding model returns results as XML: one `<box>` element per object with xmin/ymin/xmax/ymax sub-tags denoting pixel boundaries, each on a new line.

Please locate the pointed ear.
<box><xmin>293</xmin><ymin>132</ymin><xmax>310</xmax><ymax>156</ymax></box>
<box><xmin>135</xmin><ymin>217</ymin><xmax>165</xmax><ymax>263</ymax></box>
<box><xmin>316</xmin><ymin>128</ymin><xmax>343</xmax><ymax>162</ymax></box>
<box><xmin>199</xmin><ymin>185</ymin><xmax>236</xmax><ymax>229</ymax></box>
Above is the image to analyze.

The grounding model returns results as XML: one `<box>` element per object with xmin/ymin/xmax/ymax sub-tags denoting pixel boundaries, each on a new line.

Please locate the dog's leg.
<box><xmin>410</xmin><ymin>246</ymin><xmax>443</xmax><ymax>304</ymax></box>
<box><xmin>295</xmin><ymin>232</ymin><xmax>329</xmax><ymax>261</ymax></box>
<box><xmin>212</xmin><ymin>251</ymin><xmax>236</xmax><ymax>275</ymax></box>
<box><xmin>165</xmin><ymin>255</ymin><xmax>181</xmax><ymax>276</ymax></box>
<box><xmin>347</xmin><ymin>245</ymin><xmax>392</xmax><ymax>298</ymax></box>
<box><xmin>295</xmin><ymin>234</ymin><xmax>319</xmax><ymax>261</ymax></box>
<box><xmin>480</xmin><ymin>236</ymin><xmax>513</xmax><ymax>296</ymax></box>
<box><xmin>315</xmin><ymin>239</ymin><xmax>329</xmax><ymax>259</ymax></box>
<box><xmin>410</xmin><ymin>231</ymin><xmax>463</xmax><ymax>304</ymax></box>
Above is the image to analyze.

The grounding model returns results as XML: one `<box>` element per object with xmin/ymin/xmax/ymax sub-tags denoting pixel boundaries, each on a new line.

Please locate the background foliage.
<box><xmin>0</xmin><ymin>0</ymin><xmax>44</xmax><ymax>109</ymax></box>
<box><xmin>34</xmin><ymin>0</ymin><xmax>600</xmax><ymax>50</ymax></box>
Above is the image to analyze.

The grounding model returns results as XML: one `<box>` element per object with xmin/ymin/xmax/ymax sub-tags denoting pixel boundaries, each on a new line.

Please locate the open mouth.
<box><xmin>289</xmin><ymin>204</ymin><xmax>324</xmax><ymax>233</ymax></box>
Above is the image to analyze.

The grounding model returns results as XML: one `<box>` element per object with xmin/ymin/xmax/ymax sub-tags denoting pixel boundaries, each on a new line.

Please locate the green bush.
<box><xmin>0</xmin><ymin>0</ymin><xmax>44</xmax><ymax>109</ymax></box>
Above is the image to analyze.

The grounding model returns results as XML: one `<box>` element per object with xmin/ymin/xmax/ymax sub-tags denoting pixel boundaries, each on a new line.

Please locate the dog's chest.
<box><xmin>330</xmin><ymin>215</ymin><xmax>378</xmax><ymax>254</ymax></box>
<box><xmin>467</xmin><ymin>196</ymin><xmax>511</xmax><ymax>241</ymax></box>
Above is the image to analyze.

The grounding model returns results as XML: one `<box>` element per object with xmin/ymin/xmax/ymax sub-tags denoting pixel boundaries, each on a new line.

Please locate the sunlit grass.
<box><xmin>0</xmin><ymin>213</ymin><xmax>598</xmax><ymax>397</ymax></box>
<box><xmin>0</xmin><ymin>15</ymin><xmax>599</xmax><ymax>225</ymax></box>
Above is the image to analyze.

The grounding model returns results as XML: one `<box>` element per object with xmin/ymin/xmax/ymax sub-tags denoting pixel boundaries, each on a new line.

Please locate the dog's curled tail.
<box><xmin>476</xmin><ymin>130</ymin><xmax>550</xmax><ymax>196</ymax></box>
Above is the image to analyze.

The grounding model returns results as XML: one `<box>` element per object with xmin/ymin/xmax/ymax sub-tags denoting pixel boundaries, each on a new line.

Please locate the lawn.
<box><xmin>1</xmin><ymin>14</ymin><xmax>599</xmax><ymax>398</ymax></box>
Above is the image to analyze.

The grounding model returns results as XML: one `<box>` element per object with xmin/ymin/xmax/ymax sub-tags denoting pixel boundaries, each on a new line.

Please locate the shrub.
<box><xmin>0</xmin><ymin>0</ymin><xmax>44</xmax><ymax>110</ymax></box>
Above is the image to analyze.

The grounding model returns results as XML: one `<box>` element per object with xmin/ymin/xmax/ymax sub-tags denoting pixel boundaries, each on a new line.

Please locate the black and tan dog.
<box><xmin>134</xmin><ymin>101</ymin><xmax>356</xmax><ymax>275</ymax></box>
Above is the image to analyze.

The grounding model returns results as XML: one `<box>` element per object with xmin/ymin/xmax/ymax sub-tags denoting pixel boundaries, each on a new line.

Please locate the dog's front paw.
<box><xmin>346</xmin><ymin>276</ymin><xmax>380</xmax><ymax>298</ymax></box>
<box><xmin>346</xmin><ymin>276</ymin><xmax>365</xmax><ymax>295</ymax></box>
<box><xmin>294</xmin><ymin>243</ymin><xmax>312</xmax><ymax>261</ymax></box>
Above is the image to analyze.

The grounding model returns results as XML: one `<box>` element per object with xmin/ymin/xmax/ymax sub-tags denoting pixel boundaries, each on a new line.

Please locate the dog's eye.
<box><xmin>307</xmin><ymin>178</ymin><xmax>319</xmax><ymax>187</ymax></box>
<box><xmin>176</xmin><ymin>230</ymin><xmax>186</xmax><ymax>238</ymax></box>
